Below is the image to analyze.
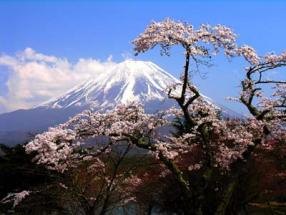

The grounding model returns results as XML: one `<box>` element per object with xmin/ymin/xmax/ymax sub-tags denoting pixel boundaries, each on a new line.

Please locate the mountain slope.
<box><xmin>41</xmin><ymin>60</ymin><xmax>178</xmax><ymax>111</ymax></box>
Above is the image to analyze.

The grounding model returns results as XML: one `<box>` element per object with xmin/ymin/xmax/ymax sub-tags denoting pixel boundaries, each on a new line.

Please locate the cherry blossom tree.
<box><xmin>213</xmin><ymin>46</ymin><xmax>286</xmax><ymax>215</ymax></box>
<box><xmin>23</xmin><ymin>18</ymin><xmax>286</xmax><ymax>215</ymax></box>
<box><xmin>237</xmin><ymin>45</ymin><xmax>286</xmax><ymax>128</ymax></box>
<box><xmin>133</xmin><ymin>18</ymin><xmax>286</xmax><ymax>214</ymax></box>
<box><xmin>133</xmin><ymin>18</ymin><xmax>257</xmax><ymax>214</ymax></box>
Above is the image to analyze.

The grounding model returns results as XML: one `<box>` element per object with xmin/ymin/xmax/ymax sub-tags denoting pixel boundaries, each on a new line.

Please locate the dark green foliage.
<box><xmin>0</xmin><ymin>144</ymin><xmax>61</xmax><ymax>214</ymax></box>
<box><xmin>0</xmin><ymin>144</ymin><xmax>55</xmax><ymax>199</ymax></box>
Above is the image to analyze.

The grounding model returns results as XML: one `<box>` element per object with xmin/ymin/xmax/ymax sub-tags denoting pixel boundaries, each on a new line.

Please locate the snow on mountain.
<box><xmin>41</xmin><ymin>60</ymin><xmax>178</xmax><ymax>111</ymax></box>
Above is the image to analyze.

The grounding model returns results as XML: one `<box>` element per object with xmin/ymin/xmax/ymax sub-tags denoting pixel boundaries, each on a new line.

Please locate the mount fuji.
<box><xmin>41</xmin><ymin>60</ymin><xmax>178</xmax><ymax>112</ymax></box>
<box><xmin>0</xmin><ymin>60</ymin><xmax>240</xmax><ymax>145</ymax></box>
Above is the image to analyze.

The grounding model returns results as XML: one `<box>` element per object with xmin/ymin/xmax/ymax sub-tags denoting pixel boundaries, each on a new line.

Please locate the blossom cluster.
<box><xmin>237</xmin><ymin>45</ymin><xmax>260</xmax><ymax>65</ymax></box>
<box><xmin>154</xmin><ymin>99</ymin><xmax>261</xmax><ymax>170</ymax></box>
<box><xmin>25</xmin><ymin>103</ymin><xmax>172</xmax><ymax>172</ymax></box>
<box><xmin>132</xmin><ymin>18</ymin><xmax>237</xmax><ymax>57</ymax></box>
<box><xmin>186</xmin><ymin>102</ymin><xmax>260</xmax><ymax>170</ymax></box>
<box><xmin>237</xmin><ymin>44</ymin><xmax>286</xmax><ymax>67</ymax></box>
<box><xmin>25</xmin><ymin>127</ymin><xmax>76</xmax><ymax>172</ymax></box>
<box><xmin>0</xmin><ymin>191</ymin><xmax>31</xmax><ymax>208</ymax></box>
<box><xmin>264</xmin><ymin>51</ymin><xmax>286</xmax><ymax>64</ymax></box>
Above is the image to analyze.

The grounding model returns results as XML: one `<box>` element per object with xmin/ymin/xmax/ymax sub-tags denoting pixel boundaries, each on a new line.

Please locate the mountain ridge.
<box><xmin>41</xmin><ymin>60</ymin><xmax>178</xmax><ymax>110</ymax></box>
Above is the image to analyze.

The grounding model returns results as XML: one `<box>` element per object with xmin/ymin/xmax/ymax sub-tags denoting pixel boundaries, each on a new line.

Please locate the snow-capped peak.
<box><xmin>42</xmin><ymin>60</ymin><xmax>178</xmax><ymax>110</ymax></box>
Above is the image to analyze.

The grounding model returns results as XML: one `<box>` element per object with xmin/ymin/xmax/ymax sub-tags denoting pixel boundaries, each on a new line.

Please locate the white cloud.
<box><xmin>0</xmin><ymin>48</ymin><xmax>116</xmax><ymax>113</ymax></box>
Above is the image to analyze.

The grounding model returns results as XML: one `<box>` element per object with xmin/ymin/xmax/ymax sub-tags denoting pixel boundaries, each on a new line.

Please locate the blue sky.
<box><xmin>0</xmin><ymin>0</ymin><xmax>286</xmax><ymax>114</ymax></box>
